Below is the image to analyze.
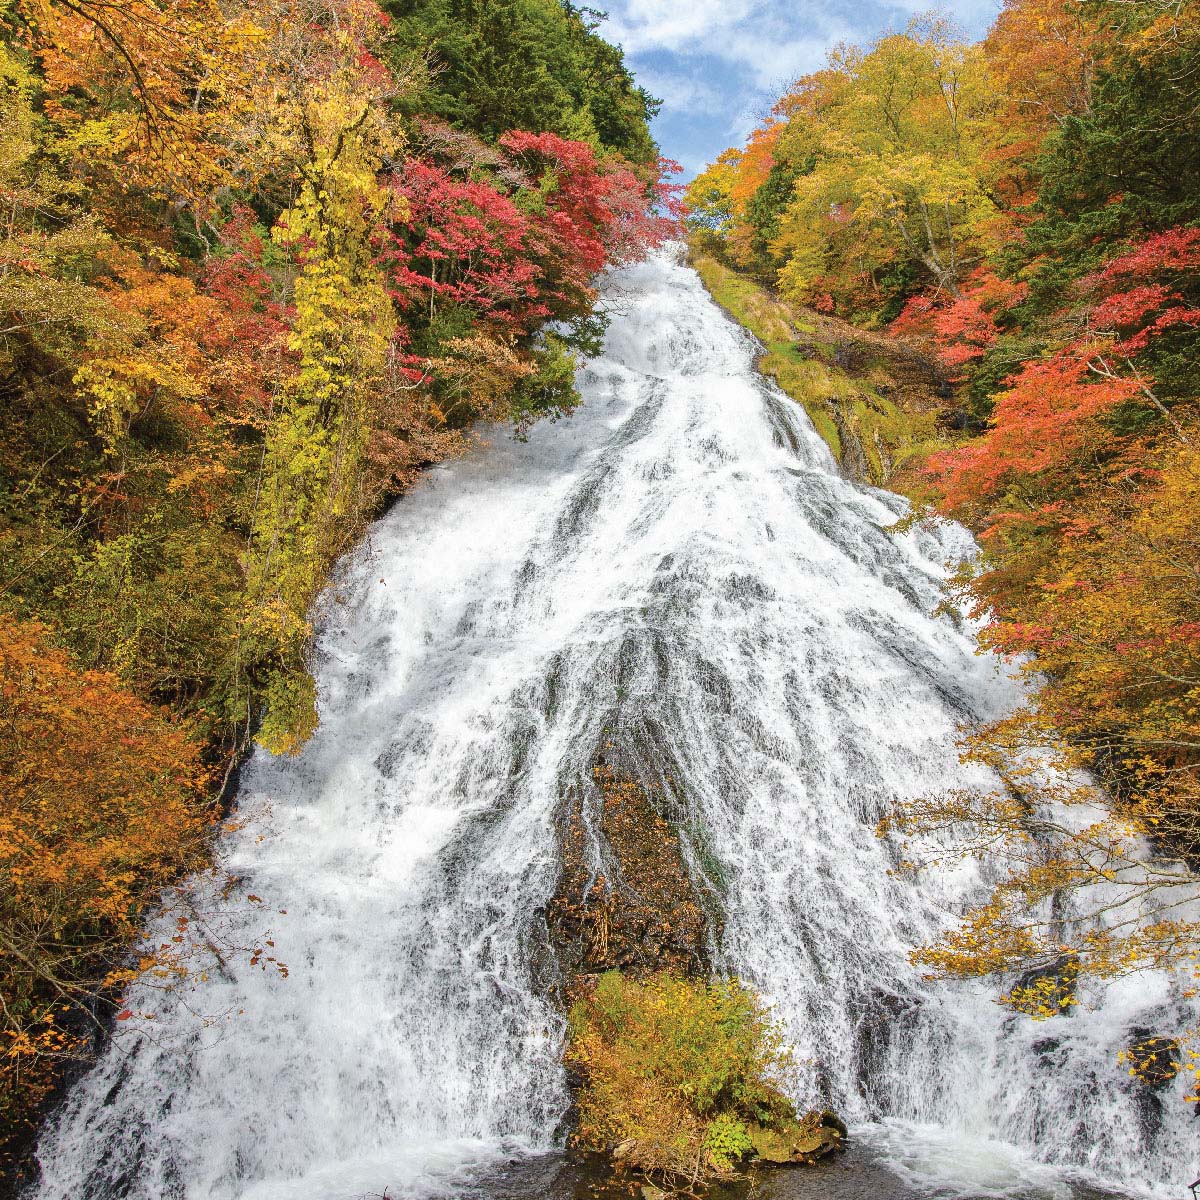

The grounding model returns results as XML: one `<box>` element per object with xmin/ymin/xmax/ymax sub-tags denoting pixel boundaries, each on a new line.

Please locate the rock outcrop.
<box><xmin>546</xmin><ymin>755</ymin><xmax>711</xmax><ymax>983</ymax></box>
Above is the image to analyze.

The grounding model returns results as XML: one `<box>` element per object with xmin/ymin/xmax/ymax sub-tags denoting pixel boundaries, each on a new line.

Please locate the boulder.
<box><xmin>1126</xmin><ymin>1031</ymin><xmax>1181</xmax><ymax>1090</ymax></box>
<box><xmin>747</xmin><ymin>1110</ymin><xmax>847</xmax><ymax>1165</ymax></box>
<box><xmin>746</xmin><ymin>1122</ymin><xmax>797</xmax><ymax>1164</ymax></box>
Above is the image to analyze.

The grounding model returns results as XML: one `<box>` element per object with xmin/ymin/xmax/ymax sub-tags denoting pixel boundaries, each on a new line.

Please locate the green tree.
<box><xmin>1024</xmin><ymin>45</ymin><xmax>1200</xmax><ymax>277</ymax></box>
<box><xmin>385</xmin><ymin>0</ymin><xmax>658</xmax><ymax>161</ymax></box>
<box><xmin>771</xmin><ymin>20</ymin><xmax>1004</xmax><ymax>312</ymax></box>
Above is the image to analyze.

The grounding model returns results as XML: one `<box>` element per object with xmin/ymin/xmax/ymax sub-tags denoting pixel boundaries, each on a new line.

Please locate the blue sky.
<box><xmin>596</xmin><ymin>1</ymin><xmax>1004</xmax><ymax>179</ymax></box>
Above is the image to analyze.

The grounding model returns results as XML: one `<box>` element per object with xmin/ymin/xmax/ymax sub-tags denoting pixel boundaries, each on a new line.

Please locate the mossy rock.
<box><xmin>746</xmin><ymin>1122</ymin><xmax>798</xmax><ymax>1163</ymax></box>
<box><xmin>747</xmin><ymin>1111</ymin><xmax>847</xmax><ymax>1165</ymax></box>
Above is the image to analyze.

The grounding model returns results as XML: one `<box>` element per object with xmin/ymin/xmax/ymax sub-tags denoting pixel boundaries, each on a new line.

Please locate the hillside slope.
<box><xmin>690</xmin><ymin>252</ymin><xmax>954</xmax><ymax>489</ymax></box>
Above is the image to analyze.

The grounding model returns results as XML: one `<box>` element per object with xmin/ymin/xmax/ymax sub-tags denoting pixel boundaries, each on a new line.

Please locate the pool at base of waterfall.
<box><xmin>294</xmin><ymin>1124</ymin><xmax>1138</xmax><ymax>1200</ymax></box>
<box><xmin>461</xmin><ymin>1133</ymin><xmax>1131</xmax><ymax>1200</ymax></box>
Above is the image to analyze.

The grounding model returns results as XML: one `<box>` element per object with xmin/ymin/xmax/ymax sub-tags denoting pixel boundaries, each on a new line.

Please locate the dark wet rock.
<box><xmin>1011</xmin><ymin>954</ymin><xmax>1079</xmax><ymax>1018</ymax></box>
<box><xmin>1030</xmin><ymin>1036</ymin><xmax>1063</xmax><ymax>1064</ymax></box>
<box><xmin>546</xmin><ymin>756</ymin><xmax>711</xmax><ymax>984</ymax></box>
<box><xmin>819</xmin><ymin>1112</ymin><xmax>849</xmax><ymax>1141</ymax></box>
<box><xmin>851</xmin><ymin>988</ymin><xmax>923</xmax><ymax>1112</ymax></box>
<box><xmin>1126</xmin><ymin>1029</ymin><xmax>1180</xmax><ymax>1090</ymax></box>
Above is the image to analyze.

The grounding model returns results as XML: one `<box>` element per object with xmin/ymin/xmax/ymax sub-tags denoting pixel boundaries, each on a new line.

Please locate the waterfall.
<box><xmin>34</xmin><ymin>247</ymin><xmax>1196</xmax><ymax>1200</ymax></box>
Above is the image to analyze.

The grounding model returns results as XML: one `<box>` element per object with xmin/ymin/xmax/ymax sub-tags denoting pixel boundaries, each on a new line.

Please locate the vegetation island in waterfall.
<box><xmin>0</xmin><ymin>0</ymin><xmax>1198</xmax><ymax>1194</ymax></box>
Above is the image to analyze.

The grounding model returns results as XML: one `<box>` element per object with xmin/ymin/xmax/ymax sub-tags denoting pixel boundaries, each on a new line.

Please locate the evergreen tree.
<box><xmin>384</xmin><ymin>0</ymin><xmax>659</xmax><ymax>161</ymax></box>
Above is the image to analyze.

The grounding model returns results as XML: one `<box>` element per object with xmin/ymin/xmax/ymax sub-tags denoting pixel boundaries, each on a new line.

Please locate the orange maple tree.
<box><xmin>0</xmin><ymin>617</ymin><xmax>209</xmax><ymax>1136</ymax></box>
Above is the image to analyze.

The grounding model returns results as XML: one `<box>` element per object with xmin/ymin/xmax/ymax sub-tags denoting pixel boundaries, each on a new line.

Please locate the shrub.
<box><xmin>566</xmin><ymin>970</ymin><xmax>797</xmax><ymax>1187</ymax></box>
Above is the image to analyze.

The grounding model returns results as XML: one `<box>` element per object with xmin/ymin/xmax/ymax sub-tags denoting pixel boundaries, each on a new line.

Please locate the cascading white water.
<box><xmin>34</xmin><ymin>247</ymin><xmax>1197</xmax><ymax>1200</ymax></box>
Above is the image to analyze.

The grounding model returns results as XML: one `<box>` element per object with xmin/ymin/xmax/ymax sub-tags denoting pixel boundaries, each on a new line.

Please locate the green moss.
<box><xmin>692</xmin><ymin>255</ymin><xmax>795</xmax><ymax>347</ymax></box>
<box><xmin>760</xmin><ymin>350</ymin><xmax>843</xmax><ymax>459</ymax></box>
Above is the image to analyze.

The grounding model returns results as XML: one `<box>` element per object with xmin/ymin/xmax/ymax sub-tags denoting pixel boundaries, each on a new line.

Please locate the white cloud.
<box><xmin>603</xmin><ymin>0</ymin><xmax>999</xmax><ymax>79</ymax></box>
<box><xmin>633</xmin><ymin>66</ymin><xmax>728</xmax><ymax>115</ymax></box>
<box><xmin>604</xmin><ymin>0</ymin><xmax>844</xmax><ymax>79</ymax></box>
<box><xmin>603</xmin><ymin>0</ymin><xmax>758</xmax><ymax>56</ymax></box>
<box><xmin>607</xmin><ymin>0</ymin><xmax>1004</xmax><ymax>179</ymax></box>
<box><xmin>722</xmin><ymin>29</ymin><xmax>834</xmax><ymax>89</ymax></box>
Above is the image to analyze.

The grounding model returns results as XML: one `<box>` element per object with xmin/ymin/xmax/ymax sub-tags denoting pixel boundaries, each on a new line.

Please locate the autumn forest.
<box><xmin>2</xmin><ymin>0</ymin><xmax>1200</xmax><ymax>1195</ymax></box>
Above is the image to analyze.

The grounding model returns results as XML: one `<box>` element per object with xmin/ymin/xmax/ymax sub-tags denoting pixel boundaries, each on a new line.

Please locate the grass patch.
<box><xmin>692</xmin><ymin>256</ymin><xmax>796</xmax><ymax>347</ymax></box>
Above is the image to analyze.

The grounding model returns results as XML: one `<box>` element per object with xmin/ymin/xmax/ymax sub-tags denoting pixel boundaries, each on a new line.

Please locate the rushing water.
<box><xmin>33</xmin><ymin>248</ymin><xmax>1197</xmax><ymax>1200</ymax></box>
